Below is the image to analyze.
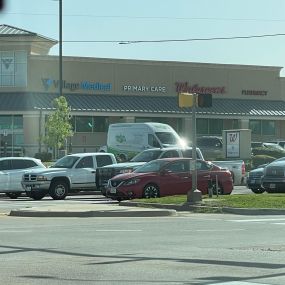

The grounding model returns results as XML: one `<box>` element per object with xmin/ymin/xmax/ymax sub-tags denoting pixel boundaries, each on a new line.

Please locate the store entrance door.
<box><xmin>0</xmin><ymin>132</ymin><xmax>23</xmax><ymax>157</ymax></box>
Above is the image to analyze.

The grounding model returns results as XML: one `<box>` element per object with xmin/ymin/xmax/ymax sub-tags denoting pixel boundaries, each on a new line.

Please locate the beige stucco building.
<box><xmin>1</xmin><ymin>24</ymin><xmax>285</xmax><ymax>157</ymax></box>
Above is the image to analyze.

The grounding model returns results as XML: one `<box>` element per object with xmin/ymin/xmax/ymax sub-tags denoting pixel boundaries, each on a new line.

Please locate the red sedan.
<box><xmin>106</xmin><ymin>158</ymin><xmax>233</xmax><ymax>201</ymax></box>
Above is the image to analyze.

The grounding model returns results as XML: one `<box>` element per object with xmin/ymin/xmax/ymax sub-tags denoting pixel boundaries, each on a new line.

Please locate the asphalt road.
<box><xmin>0</xmin><ymin>212</ymin><xmax>285</xmax><ymax>285</ymax></box>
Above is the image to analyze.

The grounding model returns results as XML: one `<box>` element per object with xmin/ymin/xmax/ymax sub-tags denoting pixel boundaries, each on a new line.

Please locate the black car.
<box><xmin>247</xmin><ymin>166</ymin><xmax>265</xmax><ymax>194</ymax></box>
<box><xmin>261</xmin><ymin>158</ymin><xmax>285</xmax><ymax>193</ymax></box>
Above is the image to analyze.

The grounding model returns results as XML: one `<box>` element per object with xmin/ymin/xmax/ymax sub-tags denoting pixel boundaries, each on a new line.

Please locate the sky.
<box><xmin>1</xmin><ymin>0</ymin><xmax>285</xmax><ymax>75</ymax></box>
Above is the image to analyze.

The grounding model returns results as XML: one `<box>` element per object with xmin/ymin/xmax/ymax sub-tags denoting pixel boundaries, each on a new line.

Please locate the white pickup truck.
<box><xmin>212</xmin><ymin>160</ymin><xmax>246</xmax><ymax>186</ymax></box>
<box><xmin>21</xmin><ymin>152</ymin><xmax>117</xmax><ymax>200</ymax></box>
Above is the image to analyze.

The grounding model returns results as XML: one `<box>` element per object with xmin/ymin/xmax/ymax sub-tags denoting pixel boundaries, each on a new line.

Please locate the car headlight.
<box><xmin>119</xmin><ymin>168</ymin><xmax>133</xmax><ymax>174</ymax></box>
<box><xmin>37</xmin><ymin>175</ymin><xmax>48</xmax><ymax>181</ymax></box>
<box><xmin>122</xmin><ymin>178</ymin><xmax>140</xmax><ymax>186</ymax></box>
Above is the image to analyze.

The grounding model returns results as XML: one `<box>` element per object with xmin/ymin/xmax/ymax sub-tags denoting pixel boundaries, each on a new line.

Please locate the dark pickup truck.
<box><xmin>96</xmin><ymin>147</ymin><xmax>204</xmax><ymax>195</ymax></box>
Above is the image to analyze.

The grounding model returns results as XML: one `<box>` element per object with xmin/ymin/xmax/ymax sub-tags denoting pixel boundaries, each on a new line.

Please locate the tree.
<box><xmin>43</xmin><ymin>96</ymin><xmax>73</xmax><ymax>158</ymax></box>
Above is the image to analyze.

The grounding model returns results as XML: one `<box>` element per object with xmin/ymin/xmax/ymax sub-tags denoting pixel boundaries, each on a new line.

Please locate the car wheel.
<box><xmin>5</xmin><ymin>192</ymin><xmax>21</xmax><ymax>199</ymax></box>
<box><xmin>49</xmin><ymin>180</ymin><xmax>69</xmax><ymax>200</ymax></box>
<box><xmin>212</xmin><ymin>182</ymin><xmax>224</xmax><ymax>195</ymax></box>
<box><xmin>251</xmin><ymin>188</ymin><xmax>265</xmax><ymax>194</ymax></box>
<box><xmin>143</xmin><ymin>184</ymin><xmax>160</xmax><ymax>198</ymax></box>
<box><xmin>30</xmin><ymin>192</ymin><xmax>46</xmax><ymax>200</ymax></box>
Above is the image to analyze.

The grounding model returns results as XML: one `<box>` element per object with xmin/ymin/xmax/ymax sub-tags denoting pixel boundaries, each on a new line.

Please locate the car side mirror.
<box><xmin>160</xmin><ymin>169</ymin><xmax>171</xmax><ymax>175</ymax></box>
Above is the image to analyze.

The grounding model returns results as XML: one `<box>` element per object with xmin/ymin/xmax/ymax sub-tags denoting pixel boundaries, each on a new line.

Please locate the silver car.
<box><xmin>0</xmin><ymin>157</ymin><xmax>46</xmax><ymax>199</ymax></box>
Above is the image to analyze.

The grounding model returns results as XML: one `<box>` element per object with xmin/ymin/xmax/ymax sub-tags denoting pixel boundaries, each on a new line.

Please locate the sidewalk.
<box><xmin>8</xmin><ymin>200</ymin><xmax>285</xmax><ymax>217</ymax></box>
<box><xmin>9</xmin><ymin>203</ymin><xmax>177</xmax><ymax>218</ymax></box>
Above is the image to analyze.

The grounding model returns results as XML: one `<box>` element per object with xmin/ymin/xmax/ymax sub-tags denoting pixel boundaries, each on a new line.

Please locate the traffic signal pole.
<box><xmin>178</xmin><ymin>92</ymin><xmax>212</xmax><ymax>204</ymax></box>
<box><xmin>187</xmin><ymin>93</ymin><xmax>202</xmax><ymax>203</ymax></box>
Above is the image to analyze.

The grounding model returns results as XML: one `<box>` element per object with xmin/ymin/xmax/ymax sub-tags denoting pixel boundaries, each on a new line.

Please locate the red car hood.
<box><xmin>111</xmin><ymin>172</ymin><xmax>151</xmax><ymax>180</ymax></box>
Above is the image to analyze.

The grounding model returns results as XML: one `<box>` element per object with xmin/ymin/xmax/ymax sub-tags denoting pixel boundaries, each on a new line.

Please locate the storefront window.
<box><xmin>75</xmin><ymin>116</ymin><xmax>93</xmax><ymax>132</ymax></box>
<box><xmin>262</xmin><ymin>120</ymin><xmax>275</xmax><ymax>135</ymax></box>
<box><xmin>14</xmin><ymin>133</ymin><xmax>24</xmax><ymax>145</ymax></box>
<box><xmin>0</xmin><ymin>51</ymin><xmax>27</xmax><ymax>87</ymax></box>
<box><xmin>249</xmin><ymin>120</ymin><xmax>261</xmax><ymax>135</ymax></box>
<box><xmin>197</xmin><ymin>119</ymin><xmax>208</xmax><ymax>135</ymax></box>
<box><xmin>13</xmin><ymin>115</ymin><xmax>23</xmax><ymax>129</ymax></box>
<box><xmin>209</xmin><ymin>119</ymin><xmax>223</xmax><ymax>135</ymax></box>
<box><xmin>0</xmin><ymin>115</ymin><xmax>12</xmax><ymax>130</ymax></box>
<box><xmin>93</xmin><ymin>116</ymin><xmax>109</xmax><ymax>132</ymax></box>
<box><xmin>135</xmin><ymin>117</ymin><xmax>168</xmax><ymax>124</ymax></box>
<box><xmin>197</xmin><ymin>119</ymin><xmax>223</xmax><ymax>135</ymax></box>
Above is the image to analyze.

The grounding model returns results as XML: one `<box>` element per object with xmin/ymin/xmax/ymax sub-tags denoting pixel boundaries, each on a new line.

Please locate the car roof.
<box><xmin>0</xmin><ymin>157</ymin><xmax>39</xmax><ymax>161</ymax></box>
<box><xmin>154</xmin><ymin>157</ymin><xmax>204</xmax><ymax>162</ymax></box>
<box><xmin>141</xmin><ymin>147</ymin><xmax>198</xmax><ymax>152</ymax></box>
<box><xmin>67</xmin><ymin>152</ymin><xmax>114</xmax><ymax>157</ymax></box>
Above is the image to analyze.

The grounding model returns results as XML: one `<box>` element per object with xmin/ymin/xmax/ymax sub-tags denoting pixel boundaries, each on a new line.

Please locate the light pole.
<box><xmin>59</xmin><ymin>0</ymin><xmax>63</xmax><ymax>97</ymax></box>
<box><xmin>52</xmin><ymin>0</ymin><xmax>63</xmax><ymax>97</ymax></box>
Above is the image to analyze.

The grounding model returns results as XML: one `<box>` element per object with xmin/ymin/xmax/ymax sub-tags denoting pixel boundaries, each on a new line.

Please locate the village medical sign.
<box><xmin>42</xmin><ymin>78</ymin><xmax>112</xmax><ymax>92</ymax></box>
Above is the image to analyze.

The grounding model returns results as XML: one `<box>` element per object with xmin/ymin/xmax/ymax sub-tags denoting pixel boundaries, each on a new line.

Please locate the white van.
<box><xmin>106</xmin><ymin>122</ymin><xmax>184</xmax><ymax>161</ymax></box>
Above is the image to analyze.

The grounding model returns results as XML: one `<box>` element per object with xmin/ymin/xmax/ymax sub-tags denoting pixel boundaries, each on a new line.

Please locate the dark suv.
<box><xmin>196</xmin><ymin>136</ymin><xmax>223</xmax><ymax>160</ymax></box>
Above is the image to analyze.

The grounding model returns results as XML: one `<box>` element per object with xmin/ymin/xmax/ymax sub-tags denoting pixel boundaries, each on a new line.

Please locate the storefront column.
<box><xmin>23</xmin><ymin>113</ymin><xmax>41</xmax><ymax>156</ymax></box>
<box><xmin>240</xmin><ymin>119</ymin><xmax>249</xmax><ymax>129</ymax></box>
<box><xmin>123</xmin><ymin>116</ymin><xmax>135</xmax><ymax>123</ymax></box>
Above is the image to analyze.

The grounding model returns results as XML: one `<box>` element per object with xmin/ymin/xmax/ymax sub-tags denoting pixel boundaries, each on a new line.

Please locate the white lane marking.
<box><xmin>0</xmin><ymin>230</ymin><xmax>32</xmax><ymax>233</ymax></box>
<box><xmin>95</xmin><ymin>229</ymin><xmax>142</xmax><ymax>232</ymax></box>
<box><xmin>191</xmin><ymin>229</ymin><xmax>245</xmax><ymax>232</ymax></box>
<box><xmin>273</xmin><ymin>223</ymin><xmax>285</xmax><ymax>225</ymax></box>
<box><xmin>209</xmin><ymin>281</ymin><xmax>270</xmax><ymax>285</ymax></box>
<box><xmin>228</xmin><ymin>218</ymin><xmax>285</xmax><ymax>223</ymax></box>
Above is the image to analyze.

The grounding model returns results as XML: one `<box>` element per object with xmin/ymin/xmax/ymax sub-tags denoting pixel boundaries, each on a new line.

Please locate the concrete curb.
<box><xmin>222</xmin><ymin>207</ymin><xmax>285</xmax><ymax>215</ymax></box>
<box><xmin>120</xmin><ymin>201</ymin><xmax>285</xmax><ymax>215</ymax></box>
<box><xmin>9</xmin><ymin>208</ymin><xmax>177</xmax><ymax>218</ymax></box>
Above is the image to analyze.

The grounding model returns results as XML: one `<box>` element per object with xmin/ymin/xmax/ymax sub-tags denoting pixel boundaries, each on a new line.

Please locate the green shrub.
<box><xmin>252</xmin><ymin>154</ymin><xmax>276</xmax><ymax>169</ymax></box>
<box><xmin>252</xmin><ymin>147</ymin><xmax>285</xmax><ymax>159</ymax></box>
<box><xmin>34</xmin><ymin>152</ymin><xmax>52</xmax><ymax>162</ymax></box>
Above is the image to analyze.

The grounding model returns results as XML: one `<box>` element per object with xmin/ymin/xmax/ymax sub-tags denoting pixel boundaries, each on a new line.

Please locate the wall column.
<box><xmin>240</xmin><ymin>119</ymin><xmax>249</xmax><ymax>129</ymax></box>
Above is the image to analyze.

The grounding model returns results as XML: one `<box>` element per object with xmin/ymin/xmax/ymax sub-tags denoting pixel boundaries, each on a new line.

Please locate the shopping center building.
<box><xmin>1</xmin><ymin>24</ymin><xmax>285</xmax><ymax>157</ymax></box>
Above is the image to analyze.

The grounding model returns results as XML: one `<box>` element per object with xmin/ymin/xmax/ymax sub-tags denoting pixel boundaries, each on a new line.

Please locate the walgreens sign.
<box><xmin>175</xmin><ymin>82</ymin><xmax>226</xmax><ymax>94</ymax></box>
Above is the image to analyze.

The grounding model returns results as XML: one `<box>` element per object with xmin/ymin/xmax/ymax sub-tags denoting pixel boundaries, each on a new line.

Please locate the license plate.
<box><xmin>110</xmin><ymin>187</ymin><xmax>116</xmax><ymax>194</ymax></box>
<box><xmin>26</xmin><ymin>186</ymin><xmax>31</xmax><ymax>191</ymax></box>
<box><xmin>269</xmin><ymin>183</ymin><xmax>276</xmax><ymax>189</ymax></box>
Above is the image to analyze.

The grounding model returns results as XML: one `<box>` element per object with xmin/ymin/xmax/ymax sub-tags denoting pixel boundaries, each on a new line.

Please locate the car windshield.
<box><xmin>51</xmin><ymin>156</ymin><xmax>80</xmax><ymax>168</ymax></box>
<box><xmin>134</xmin><ymin>159</ymin><xmax>169</xmax><ymax>173</ymax></box>
<box><xmin>155</xmin><ymin>132</ymin><xmax>180</xmax><ymax>145</ymax></box>
<box><xmin>264</xmin><ymin>143</ymin><xmax>284</xmax><ymax>151</ymax></box>
<box><xmin>130</xmin><ymin>150</ymin><xmax>163</xmax><ymax>162</ymax></box>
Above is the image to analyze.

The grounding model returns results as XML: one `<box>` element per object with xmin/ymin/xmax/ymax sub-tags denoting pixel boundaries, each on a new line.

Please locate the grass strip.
<box><xmin>134</xmin><ymin>194</ymin><xmax>285</xmax><ymax>209</ymax></box>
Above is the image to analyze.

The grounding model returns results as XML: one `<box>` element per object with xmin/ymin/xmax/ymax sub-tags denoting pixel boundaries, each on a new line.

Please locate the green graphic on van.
<box><xmin>115</xmin><ymin>134</ymin><xmax>126</xmax><ymax>143</ymax></box>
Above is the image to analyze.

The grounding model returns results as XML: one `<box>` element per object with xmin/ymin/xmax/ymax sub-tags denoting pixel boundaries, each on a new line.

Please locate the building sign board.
<box><xmin>123</xmin><ymin>85</ymin><xmax>166</xmax><ymax>93</ymax></box>
<box><xmin>42</xmin><ymin>78</ymin><xmax>112</xmax><ymax>92</ymax></box>
<box><xmin>175</xmin><ymin>82</ymin><xmax>226</xmax><ymax>94</ymax></box>
<box><xmin>241</xmin><ymin>89</ymin><xmax>268</xmax><ymax>96</ymax></box>
<box><xmin>226</xmin><ymin>131</ymin><xmax>240</xmax><ymax>158</ymax></box>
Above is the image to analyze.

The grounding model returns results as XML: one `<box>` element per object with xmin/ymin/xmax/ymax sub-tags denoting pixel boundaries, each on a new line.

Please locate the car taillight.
<box><xmin>242</xmin><ymin>161</ymin><xmax>246</xmax><ymax>175</ymax></box>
